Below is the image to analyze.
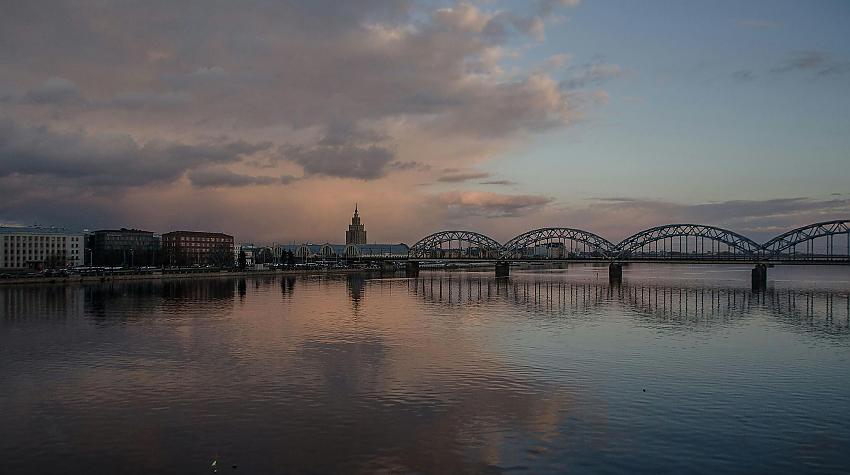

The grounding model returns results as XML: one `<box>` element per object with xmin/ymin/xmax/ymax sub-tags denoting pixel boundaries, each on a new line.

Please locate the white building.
<box><xmin>235</xmin><ymin>243</ymin><xmax>256</xmax><ymax>268</ymax></box>
<box><xmin>0</xmin><ymin>226</ymin><xmax>85</xmax><ymax>269</ymax></box>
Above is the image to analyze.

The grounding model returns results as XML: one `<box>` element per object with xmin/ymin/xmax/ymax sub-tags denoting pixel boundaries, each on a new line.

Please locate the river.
<box><xmin>2</xmin><ymin>264</ymin><xmax>849</xmax><ymax>474</ymax></box>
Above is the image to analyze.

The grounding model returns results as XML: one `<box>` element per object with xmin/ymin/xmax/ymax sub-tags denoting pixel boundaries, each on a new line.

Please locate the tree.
<box><xmin>44</xmin><ymin>252</ymin><xmax>66</xmax><ymax>269</ymax></box>
<box><xmin>286</xmin><ymin>250</ymin><xmax>295</xmax><ymax>267</ymax></box>
<box><xmin>208</xmin><ymin>244</ymin><xmax>233</xmax><ymax>268</ymax></box>
<box><xmin>238</xmin><ymin>250</ymin><xmax>247</xmax><ymax>270</ymax></box>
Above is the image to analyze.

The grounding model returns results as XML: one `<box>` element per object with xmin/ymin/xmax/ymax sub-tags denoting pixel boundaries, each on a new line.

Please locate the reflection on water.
<box><xmin>409</xmin><ymin>274</ymin><xmax>850</xmax><ymax>336</ymax></box>
<box><xmin>1</xmin><ymin>265</ymin><xmax>850</xmax><ymax>474</ymax></box>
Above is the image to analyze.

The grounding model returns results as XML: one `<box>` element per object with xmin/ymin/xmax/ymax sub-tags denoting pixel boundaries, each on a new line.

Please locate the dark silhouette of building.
<box><xmin>345</xmin><ymin>204</ymin><xmax>367</xmax><ymax>245</ymax></box>
<box><xmin>162</xmin><ymin>231</ymin><xmax>234</xmax><ymax>267</ymax></box>
<box><xmin>89</xmin><ymin>228</ymin><xmax>161</xmax><ymax>267</ymax></box>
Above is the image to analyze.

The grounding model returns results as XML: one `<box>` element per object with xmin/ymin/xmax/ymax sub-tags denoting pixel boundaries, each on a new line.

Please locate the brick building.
<box><xmin>161</xmin><ymin>231</ymin><xmax>234</xmax><ymax>267</ymax></box>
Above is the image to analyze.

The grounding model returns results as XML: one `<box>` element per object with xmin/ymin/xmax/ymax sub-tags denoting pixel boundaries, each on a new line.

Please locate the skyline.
<box><xmin>2</xmin><ymin>1</ymin><xmax>849</xmax><ymax>244</ymax></box>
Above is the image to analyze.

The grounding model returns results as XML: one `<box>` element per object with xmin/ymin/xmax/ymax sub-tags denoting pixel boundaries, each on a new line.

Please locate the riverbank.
<box><xmin>0</xmin><ymin>268</ymin><xmax>377</xmax><ymax>286</ymax></box>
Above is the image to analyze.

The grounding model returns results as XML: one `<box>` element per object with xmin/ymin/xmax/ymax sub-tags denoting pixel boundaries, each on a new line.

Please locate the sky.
<box><xmin>1</xmin><ymin>0</ymin><xmax>848</xmax><ymax>244</ymax></box>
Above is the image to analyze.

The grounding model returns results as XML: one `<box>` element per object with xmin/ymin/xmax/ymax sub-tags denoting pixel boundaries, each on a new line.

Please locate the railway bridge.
<box><xmin>404</xmin><ymin>220</ymin><xmax>850</xmax><ymax>289</ymax></box>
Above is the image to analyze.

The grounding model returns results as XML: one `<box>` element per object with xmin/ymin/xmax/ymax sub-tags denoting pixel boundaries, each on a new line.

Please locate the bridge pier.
<box><xmin>752</xmin><ymin>263</ymin><xmax>767</xmax><ymax>290</ymax></box>
<box><xmin>495</xmin><ymin>261</ymin><xmax>510</xmax><ymax>278</ymax></box>
<box><xmin>380</xmin><ymin>261</ymin><xmax>396</xmax><ymax>275</ymax></box>
<box><xmin>405</xmin><ymin>261</ymin><xmax>420</xmax><ymax>278</ymax></box>
<box><xmin>609</xmin><ymin>262</ymin><xmax>623</xmax><ymax>285</ymax></box>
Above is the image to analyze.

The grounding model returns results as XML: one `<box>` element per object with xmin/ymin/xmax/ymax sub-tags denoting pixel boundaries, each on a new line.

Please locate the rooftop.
<box><xmin>0</xmin><ymin>226</ymin><xmax>82</xmax><ymax>235</ymax></box>
<box><xmin>92</xmin><ymin>228</ymin><xmax>156</xmax><ymax>235</ymax></box>
<box><xmin>162</xmin><ymin>230</ymin><xmax>233</xmax><ymax>238</ymax></box>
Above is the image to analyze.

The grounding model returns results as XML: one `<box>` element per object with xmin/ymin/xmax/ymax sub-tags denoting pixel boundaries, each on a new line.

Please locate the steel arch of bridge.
<box><xmin>408</xmin><ymin>230</ymin><xmax>503</xmax><ymax>259</ymax></box>
<box><xmin>406</xmin><ymin>220</ymin><xmax>849</xmax><ymax>262</ymax></box>
<box><xmin>502</xmin><ymin>227</ymin><xmax>617</xmax><ymax>259</ymax></box>
<box><xmin>615</xmin><ymin>224</ymin><xmax>763</xmax><ymax>258</ymax></box>
<box><xmin>761</xmin><ymin>220</ymin><xmax>850</xmax><ymax>258</ymax></box>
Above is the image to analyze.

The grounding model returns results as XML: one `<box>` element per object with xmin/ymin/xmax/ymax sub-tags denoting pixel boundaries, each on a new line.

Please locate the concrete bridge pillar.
<box><xmin>609</xmin><ymin>262</ymin><xmax>623</xmax><ymax>285</ymax></box>
<box><xmin>405</xmin><ymin>261</ymin><xmax>420</xmax><ymax>278</ymax></box>
<box><xmin>752</xmin><ymin>263</ymin><xmax>767</xmax><ymax>290</ymax></box>
<box><xmin>495</xmin><ymin>261</ymin><xmax>510</xmax><ymax>278</ymax></box>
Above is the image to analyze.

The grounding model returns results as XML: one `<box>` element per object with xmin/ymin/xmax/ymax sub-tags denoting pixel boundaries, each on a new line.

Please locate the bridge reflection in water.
<box><xmin>401</xmin><ymin>272</ymin><xmax>850</xmax><ymax>336</ymax></box>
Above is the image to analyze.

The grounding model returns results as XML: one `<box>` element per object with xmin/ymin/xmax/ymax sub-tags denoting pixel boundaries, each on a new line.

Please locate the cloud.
<box><xmin>284</xmin><ymin>143</ymin><xmax>396</xmax><ymax>180</ymax></box>
<box><xmin>536</xmin><ymin>0</ymin><xmax>580</xmax><ymax>16</ymax></box>
<box><xmin>4</xmin><ymin>78</ymin><xmax>190</xmax><ymax>109</ymax></box>
<box><xmin>562</xmin><ymin>59</ymin><xmax>623</xmax><ymax>89</ymax></box>
<box><xmin>23</xmin><ymin>77</ymin><xmax>83</xmax><ymax>104</ymax></box>
<box><xmin>187</xmin><ymin>168</ymin><xmax>297</xmax><ymax>188</ymax></box>
<box><xmin>437</xmin><ymin>191</ymin><xmax>553</xmax><ymax>217</ymax></box>
<box><xmin>0</xmin><ymin>0</ymin><xmax>612</xmax><ymax>240</ymax></box>
<box><xmin>437</xmin><ymin>170</ymin><xmax>491</xmax><ymax>183</ymax></box>
<box><xmin>1</xmin><ymin>1</ymin><xmax>590</xmax><ymax>136</ymax></box>
<box><xmin>479</xmin><ymin>179</ymin><xmax>517</xmax><ymax>186</ymax></box>
<box><xmin>0</xmin><ymin>117</ymin><xmax>271</xmax><ymax>187</ymax></box>
<box><xmin>389</xmin><ymin>161</ymin><xmax>430</xmax><ymax>171</ymax></box>
<box><xmin>279</xmin><ymin>121</ymin><xmax>398</xmax><ymax>179</ymax></box>
<box><xmin>771</xmin><ymin>51</ymin><xmax>850</xmax><ymax>77</ymax></box>
<box><xmin>103</xmin><ymin>91</ymin><xmax>191</xmax><ymax>108</ymax></box>
<box><xmin>568</xmin><ymin>196</ymin><xmax>850</xmax><ymax>241</ymax></box>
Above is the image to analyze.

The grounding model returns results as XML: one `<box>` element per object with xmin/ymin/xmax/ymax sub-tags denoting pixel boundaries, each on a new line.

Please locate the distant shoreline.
<box><xmin>0</xmin><ymin>268</ymin><xmax>377</xmax><ymax>286</ymax></box>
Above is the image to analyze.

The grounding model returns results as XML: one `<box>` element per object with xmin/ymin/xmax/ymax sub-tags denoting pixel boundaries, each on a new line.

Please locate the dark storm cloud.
<box><xmin>0</xmin><ymin>118</ymin><xmax>271</xmax><ymax>187</ymax></box>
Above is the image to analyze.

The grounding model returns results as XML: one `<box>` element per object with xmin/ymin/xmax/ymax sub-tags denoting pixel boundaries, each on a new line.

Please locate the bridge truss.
<box><xmin>761</xmin><ymin>220</ymin><xmax>850</xmax><ymax>261</ymax></box>
<box><xmin>408</xmin><ymin>230</ymin><xmax>503</xmax><ymax>259</ymax></box>
<box><xmin>502</xmin><ymin>227</ymin><xmax>616</xmax><ymax>259</ymax></box>
<box><xmin>614</xmin><ymin>224</ymin><xmax>763</xmax><ymax>260</ymax></box>
<box><xmin>406</xmin><ymin>220</ymin><xmax>850</xmax><ymax>263</ymax></box>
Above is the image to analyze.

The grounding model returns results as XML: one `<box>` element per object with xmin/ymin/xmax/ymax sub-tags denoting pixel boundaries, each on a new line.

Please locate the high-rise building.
<box><xmin>345</xmin><ymin>204</ymin><xmax>367</xmax><ymax>245</ymax></box>
<box><xmin>0</xmin><ymin>226</ymin><xmax>84</xmax><ymax>269</ymax></box>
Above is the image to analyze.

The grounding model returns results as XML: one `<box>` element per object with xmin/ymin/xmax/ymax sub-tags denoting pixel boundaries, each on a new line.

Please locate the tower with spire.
<box><xmin>345</xmin><ymin>204</ymin><xmax>367</xmax><ymax>245</ymax></box>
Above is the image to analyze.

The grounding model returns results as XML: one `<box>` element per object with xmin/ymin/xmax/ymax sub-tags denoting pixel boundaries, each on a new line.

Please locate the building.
<box><xmin>0</xmin><ymin>226</ymin><xmax>84</xmax><ymax>270</ymax></box>
<box><xmin>274</xmin><ymin>206</ymin><xmax>408</xmax><ymax>261</ymax></box>
<box><xmin>161</xmin><ymin>231</ymin><xmax>234</xmax><ymax>267</ymax></box>
<box><xmin>278</xmin><ymin>243</ymin><xmax>409</xmax><ymax>260</ymax></box>
<box><xmin>345</xmin><ymin>204</ymin><xmax>367</xmax><ymax>245</ymax></box>
<box><xmin>89</xmin><ymin>228</ymin><xmax>161</xmax><ymax>267</ymax></box>
<box><xmin>235</xmin><ymin>243</ymin><xmax>256</xmax><ymax>268</ymax></box>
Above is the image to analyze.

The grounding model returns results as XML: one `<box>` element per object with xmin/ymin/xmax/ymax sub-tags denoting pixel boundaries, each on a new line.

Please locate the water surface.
<box><xmin>2</xmin><ymin>264</ymin><xmax>850</xmax><ymax>474</ymax></box>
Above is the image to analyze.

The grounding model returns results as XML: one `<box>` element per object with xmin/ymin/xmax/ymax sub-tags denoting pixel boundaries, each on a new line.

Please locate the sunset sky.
<box><xmin>2</xmin><ymin>0</ymin><xmax>849</xmax><ymax>244</ymax></box>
